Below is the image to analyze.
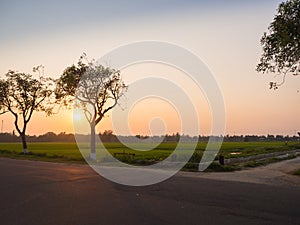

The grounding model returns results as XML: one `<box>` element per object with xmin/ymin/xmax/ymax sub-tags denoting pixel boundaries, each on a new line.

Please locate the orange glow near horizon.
<box><xmin>128</xmin><ymin>97</ymin><xmax>181</xmax><ymax>136</ymax></box>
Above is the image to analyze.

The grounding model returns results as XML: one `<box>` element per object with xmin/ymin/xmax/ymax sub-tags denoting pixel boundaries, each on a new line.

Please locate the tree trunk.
<box><xmin>21</xmin><ymin>133</ymin><xmax>28</xmax><ymax>154</ymax></box>
<box><xmin>90</xmin><ymin>120</ymin><xmax>96</xmax><ymax>161</ymax></box>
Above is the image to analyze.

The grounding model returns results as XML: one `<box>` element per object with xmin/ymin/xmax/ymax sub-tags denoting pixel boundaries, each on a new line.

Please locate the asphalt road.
<box><xmin>0</xmin><ymin>158</ymin><xmax>299</xmax><ymax>225</ymax></box>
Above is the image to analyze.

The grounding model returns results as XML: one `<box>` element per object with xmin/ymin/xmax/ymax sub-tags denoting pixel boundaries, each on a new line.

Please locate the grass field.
<box><xmin>293</xmin><ymin>169</ymin><xmax>300</xmax><ymax>176</ymax></box>
<box><xmin>0</xmin><ymin>141</ymin><xmax>299</xmax><ymax>169</ymax></box>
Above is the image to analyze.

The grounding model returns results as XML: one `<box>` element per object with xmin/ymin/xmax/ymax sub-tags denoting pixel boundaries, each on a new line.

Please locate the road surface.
<box><xmin>0</xmin><ymin>158</ymin><xmax>299</xmax><ymax>225</ymax></box>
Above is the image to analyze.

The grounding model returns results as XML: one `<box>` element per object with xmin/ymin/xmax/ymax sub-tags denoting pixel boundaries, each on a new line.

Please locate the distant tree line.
<box><xmin>0</xmin><ymin>131</ymin><xmax>299</xmax><ymax>143</ymax></box>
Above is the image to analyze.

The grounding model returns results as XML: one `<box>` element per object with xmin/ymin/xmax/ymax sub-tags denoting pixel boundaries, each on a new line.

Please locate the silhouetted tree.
<box><xmin>99</xmin><ymin>130</ymin><xmax>117</xmax><ymax>142</ymax></box>
<box><xmin>0</xmin><ymin>66</ymin><xmax>54</xmax><ymax>153</ymax></box>
<box><xmin>55</xmin><ymin>54</ymin><xmax>127</xmax><ymax>160</ymax></box>
<box><xmin>256</xmin><ymin>0</ymin><xmax>300</xmax><ymax>89</ymax></box>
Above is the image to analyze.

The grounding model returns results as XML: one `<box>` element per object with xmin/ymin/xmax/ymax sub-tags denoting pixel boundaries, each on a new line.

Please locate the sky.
<box><xmin>0</xmin><ymin>0</ymin><xmax>299</xmax><ymax>136</ymax></box>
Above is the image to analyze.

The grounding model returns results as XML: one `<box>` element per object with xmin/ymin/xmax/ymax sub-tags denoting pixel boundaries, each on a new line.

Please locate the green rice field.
<box><xmin>0</xmin><ymin>141</ymin><xmax>299</xmax><ymax>165</ymax></box>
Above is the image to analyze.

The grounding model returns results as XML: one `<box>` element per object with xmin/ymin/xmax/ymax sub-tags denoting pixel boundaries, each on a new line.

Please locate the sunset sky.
<box><xmin>0</xmin><ymin>0</ymin><xmax>299</xmax><ymax>136</ymax></box>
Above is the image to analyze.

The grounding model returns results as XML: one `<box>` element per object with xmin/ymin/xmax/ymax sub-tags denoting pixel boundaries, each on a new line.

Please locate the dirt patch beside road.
<box><xmin>179</xmin><ymin>157</ymin><xmax>300</xmax><ymax>187</ymax></box>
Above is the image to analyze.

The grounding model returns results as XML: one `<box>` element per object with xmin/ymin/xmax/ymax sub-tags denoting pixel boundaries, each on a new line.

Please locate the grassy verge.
<box><xmin>0</xmin><ymin>142</ymin><xmax>82</xmax><ymax>157</ymax></box>
<box><xmin>182</xmin><ymin>155</ymin><xmax>298</xmax><ymax>172</ymax></box>
<box><xmin>293</xmin><ymin>169</ymin><xmax>300</xmax><ymax>176</ymax></box>
<box><xmin>0</xmin><ymin>148</ymin><xmax>85</xmax><ymax>164</ymax></box>
<box><xmin>0</xmin><ymin>142</ymin><xmax>299</xmax><ymax>171</ymax></box>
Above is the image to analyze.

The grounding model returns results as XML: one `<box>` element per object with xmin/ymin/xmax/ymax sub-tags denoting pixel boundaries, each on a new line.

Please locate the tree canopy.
<box><xmin>55</xmin><ymin>55</ymin><xmax>127</xmax><ymax>160</ymax></box>
<box><xmin>256</xmin><ymin>0</ymin><xmax>300</xmax><ymax>89</ymax></box>
<box><xmin>0</xmin><ymin>66</ymin><xmax>54</xmax><ymax>153</ymax></box>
